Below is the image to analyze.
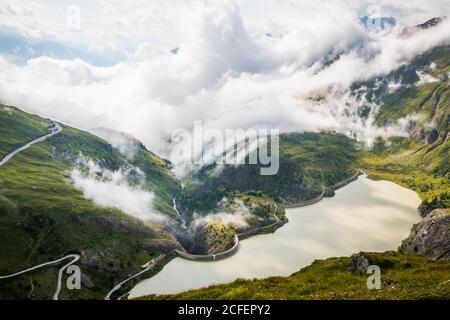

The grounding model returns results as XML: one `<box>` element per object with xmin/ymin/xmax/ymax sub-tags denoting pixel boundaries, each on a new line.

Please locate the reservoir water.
<box><xmin>130</xmin><ymin>175</ymin><xmax>421</xmax><ymax>298</ymax></box>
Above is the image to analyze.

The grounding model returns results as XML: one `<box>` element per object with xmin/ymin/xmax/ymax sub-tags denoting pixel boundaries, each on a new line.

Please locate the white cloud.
<box><xmin>0</xmin><ymin>1</ymin><xmax>449</xmax><ymax>168</ymax></box>
<box><xmin>416</xmin><ymin>70</ymin><xmax>440</xmax><ymax>86</ymax></box>
<box><xmin>387</xmin><ymin>78</ymin><xmax>403</xmax><ymax>93</ymax></box>
<box><xmin>71</xmin><ymin>157</ymin><xmax>165</xmax><ymax>222</ymax></box>
<box><xmin>1</xmin><ymin>0</ymin><xmax>449</xmax><ymax>53</ymax></box>
<box><xmin>92</xmin><ymin>127</ymin><xmax>140</xmax><ymax>159</ymax></box>
<box><xmin>193</xmin><ymin>198</ymin><xmax>252</xmax><ymax>228</ymax></box>
<box><xmin>195</xmin><ymin>212</ymin><xmax>250</xmax><ymax>228</ymax></box>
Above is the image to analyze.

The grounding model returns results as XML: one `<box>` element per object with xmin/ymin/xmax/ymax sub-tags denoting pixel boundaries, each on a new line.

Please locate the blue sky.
<box><xmin>0</xmin><ymin>29</ymin><xmax>127</xmax><ymax>66</ymax></box>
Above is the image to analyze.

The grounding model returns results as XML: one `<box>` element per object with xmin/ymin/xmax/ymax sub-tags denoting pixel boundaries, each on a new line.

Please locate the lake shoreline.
<box><xmin>127</xmin><ymin>175</ymin><xmax>421</xmax><ymax>299</ymax></box>
<box><xmin>106</xmin><ymin>171</ymin><xmax>364</xmax><ymax>299</ymax></box>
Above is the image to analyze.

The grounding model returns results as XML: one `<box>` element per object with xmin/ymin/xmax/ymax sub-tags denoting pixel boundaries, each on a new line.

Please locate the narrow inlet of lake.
<box><xmin>130</xmin><ymin>176</ymin><xmax>421</xmax><ymax>298</ymax></box>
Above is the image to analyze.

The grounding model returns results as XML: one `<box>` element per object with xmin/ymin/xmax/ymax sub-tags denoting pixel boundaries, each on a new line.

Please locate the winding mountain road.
<box><xmin>0</xmin><ymin>254</ymin><xmax>80</xmax><ymax>300</ymax></box>
<box><xmin>0</xmin><ymin>121</ymin><xmax>77</xmax><ymax>300</ymax></box>
<box><xmin>0</xmin><ymin>122</ymin><xmax>62</xmax><ymax>167</ymax></box>
<box><xmin>105</xmin><ymin>254</ymin><xmax>168</xmax><ymax>300</ymax></box>
<box><xmin>52</xmin><ymin>254</ymin><xmax>80</xmax><ymax>300</ymax></box>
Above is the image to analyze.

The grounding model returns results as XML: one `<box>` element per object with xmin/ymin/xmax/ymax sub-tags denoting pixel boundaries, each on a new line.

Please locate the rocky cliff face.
<box><xmin>190</xmin><ymin>222</ymin><xmax>236</xmax><ymax>255</ymax></box>
<box><xmin>412</xmin><ymin>127</ymin><xmax>440</xmax><ymax>145</ymax></box>
<box><xmin>400</xmin><ymin>209</ymin><xmax>450</xmax><ymax>260</ymax></box>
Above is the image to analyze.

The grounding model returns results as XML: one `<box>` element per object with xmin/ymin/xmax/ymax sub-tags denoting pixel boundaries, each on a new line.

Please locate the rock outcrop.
<box><xmin>348</xmin><ymin>252</ymin><xmax>371</xmax><ymax>274</ymax></box>
<box><xmin>412</xmin><ymin>127</ymin><xmax>439</xmax><ymax>145</ymax></box>
<box><xmin>401</xmin><ymin>17</ymin><xmax>446</xmax><ymax>37</ymax></box>
<box><xmin>400</xmin><ymin>209</ymin><xmax>450</xmax><ymax>260</ymax></box>
<box><xmin>191</xmin><ymin>222</ymin><xmax>236</xmax><ymax>255</ymax></box>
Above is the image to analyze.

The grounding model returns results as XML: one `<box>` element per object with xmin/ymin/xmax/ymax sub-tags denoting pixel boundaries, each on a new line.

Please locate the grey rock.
<box><xmin>412</xmin><ymin>127</ymin><xmax>439</xmax><ymax>144</ymax></box>
<box><xmin>426</xmin><ymin>128</ymin><xmax>439</xmax><ymax>144</ymax></box>
<box><xmin>400</xmin><ymin>209</ymin><xmax>450</xmax><ymax>260</ymax></box>
<box><xmin>349</xmin><ymin>252</ymin><xmax>371</xmax><ymax>274</ymax></box>
<box><xmin>324</xmin><ymin>188</ymin><xmax>336</xmax><ymax>198</ymax></box>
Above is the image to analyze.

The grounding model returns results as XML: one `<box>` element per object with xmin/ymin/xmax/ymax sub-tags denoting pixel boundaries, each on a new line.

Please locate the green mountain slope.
<box><xmin>175</xmin><ymin>132</ymin><xmax>359</xmax><ymax>254</ymax></box>
<box><xmin>0</xmin><ymin>106</ymin><xmax>52</xmax><ymax>159</ymax></box>
<box><xmin>179</xmin><ymin>132</ymin><xmax>359</xmax><ymax>215</ymax></box>
<box><xmin>0</xmin><ymin>104</ymin><xmax>181</xmax><ymax>299</ymax></box>
<box><xmin>360</xmin><ymin>45</ymin><xmax>449</xmax><ymax>214</ymax></box>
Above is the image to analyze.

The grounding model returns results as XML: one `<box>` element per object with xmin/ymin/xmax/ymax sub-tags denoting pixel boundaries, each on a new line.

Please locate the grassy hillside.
<box><xmin>143</xmin><ymin>252</ymin><xmax>450</xmax><ymax>300</ymax></box>
<box><xmin>0</xmin><ymin>106</ymin><xmax>51</xmax><ymax>158</ymax></box>
<box><xmin>360</xmin><ymin>45</ymin><xmax>449</xmax><ymax>215</ymax></box>
<box><xmin>353</xmin><ymin>45</ymin><xmax>450</xmax><ymax>128</ymax></box>
<box><xmin>179</xmin><ymin>132</ymin><xmax>359</xmax><ymax>215</ymax></box>
<box><xmin>361</xmin><ymin>137</ymin><xmax>449</xmax><ymax>215</ymax></box>
<box><xmin>50</xmin><ymin>125</ymin><xmax>181</xmax><ymax>216</ymax></box>
<box><xmin>0</xmin><ymin>104</ymin><xmax>181</xmax><ymax>299</ymax></box>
